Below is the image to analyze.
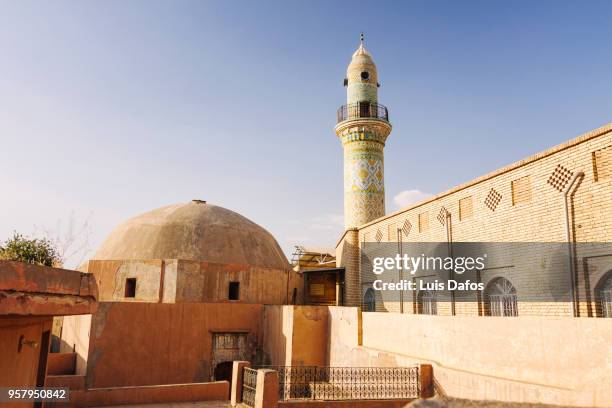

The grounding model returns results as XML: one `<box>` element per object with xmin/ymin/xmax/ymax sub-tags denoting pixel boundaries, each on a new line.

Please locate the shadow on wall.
<box><xmin>261</xmin><ymin>305</ymin><xmax>288</xmax><ymax>366</ymax></box>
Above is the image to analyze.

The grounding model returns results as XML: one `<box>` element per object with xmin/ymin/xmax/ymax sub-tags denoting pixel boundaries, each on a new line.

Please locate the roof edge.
<box><xmin>359</xmin><ymin>122</ymin><xmax>612</xmax><ymax>230</ymax></box>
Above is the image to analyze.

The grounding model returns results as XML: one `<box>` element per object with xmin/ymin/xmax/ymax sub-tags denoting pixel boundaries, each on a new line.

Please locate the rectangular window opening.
<box><xmin>228</xmin><ymin>281</ymin><xmax>240</xmax><ymax>300</ymax></box>
<box><xmin>511</xmin><ymin>175</ymin><xmax>532</xmax><ymax>205</ymax></box>
<box><xmin>592</xmin><ymin>145</ymin><xmax>612</xmax><ymax>182</ymax></box>
<box><xmin>418</xmin><ymin>212</ymin><xmax>429</xmax><ymax>233</ymax></box>
<box><xmin>125</xmin><ymin>278</ymin><xmax>136</xmax><ymax>298</ymax></box>
<box><xmin>459</xmin><ymin>196</ymin><xmax>473</xmax><ymax>221</ymax></box>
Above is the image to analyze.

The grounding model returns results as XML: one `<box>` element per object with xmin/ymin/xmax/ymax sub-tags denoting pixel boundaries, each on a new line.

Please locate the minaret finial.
<box><xmin>360</xmin><ymin>32</ymin><xmax>364</xmax><ymax>45</ymax></box>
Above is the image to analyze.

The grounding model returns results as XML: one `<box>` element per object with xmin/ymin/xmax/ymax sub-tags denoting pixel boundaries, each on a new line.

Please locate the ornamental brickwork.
<box><xmin>337</xmin><ymin>124</ymin><xmax>612</xmax><ymax>315</ymax></box>
<box><xmin>336</xmin><ymin>39</ymin><xmax>392</xmax><ymax>230</ymax></box>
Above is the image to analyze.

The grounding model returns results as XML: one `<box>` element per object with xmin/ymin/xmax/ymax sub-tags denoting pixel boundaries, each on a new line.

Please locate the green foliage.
<box><xmin>0</xmin><ymin>232</ymin><xmax>61</xmax><ymax>267</ymax></box>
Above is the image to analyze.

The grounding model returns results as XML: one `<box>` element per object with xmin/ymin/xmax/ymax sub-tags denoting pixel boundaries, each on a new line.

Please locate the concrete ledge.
<box><xmin>47</xmin><ymin>381</ymin><xmax>230</xmax><ymax>408</ymax></box>
<box><xmin>0</xmin><ymin>261</ymin><xmax>97</xmax><ymax>315</ymax></box>
<box><xmin>278</xmin><ymin>400</ymin><xmax>414</xmax><ymax>408</ymax></box>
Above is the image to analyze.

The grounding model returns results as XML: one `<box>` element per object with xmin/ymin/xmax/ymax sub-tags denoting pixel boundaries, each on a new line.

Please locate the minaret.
<box><xmin>335</xmin><ymin>34</ymin><xmax>392</xmax><ymax>229</ymax></box>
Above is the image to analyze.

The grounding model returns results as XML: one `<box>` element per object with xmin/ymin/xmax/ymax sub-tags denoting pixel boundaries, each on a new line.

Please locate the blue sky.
<box><xmin>1</xmin><ymin>1</ymin><xmax>611</xmax><ymax>266</ymax></box>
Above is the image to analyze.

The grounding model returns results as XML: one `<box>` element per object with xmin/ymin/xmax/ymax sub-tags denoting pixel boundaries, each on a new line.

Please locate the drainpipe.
<box><xmin>397</xmin><ymin>228</ymin><xmax>404</xmax><ymax>313</ymax></box>
<box><xmin>445</xmin><ymin>210</ymin><xmax>455</xmax><ymax>316</ymax></box>
<box><xmin>563</xmin><ymin>171</ymin><xmax>584</xmax><ymax>318</ymax></box>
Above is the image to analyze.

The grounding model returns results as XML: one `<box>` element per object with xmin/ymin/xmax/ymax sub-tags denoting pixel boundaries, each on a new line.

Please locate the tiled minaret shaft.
<box><xmin>335</xmin><ymin>35</ymin><xmax>392</xmax><ymax>229</ymax></box>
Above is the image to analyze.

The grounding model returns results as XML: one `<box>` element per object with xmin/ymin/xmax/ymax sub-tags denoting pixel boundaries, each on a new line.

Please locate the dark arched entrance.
<box><xmin>363</xmin><ymin>288</ymin><xmax>376</xmax><ymax>312</ymax></box>
<box><xmin>214</xmin><ymin>361</ymin><xmax>233</xmax><ymax>398</ymax></box>
<box><xmin>214</xmin><ymin>361</ymin><xmax>233</xmax><ymax>382</ymax></box>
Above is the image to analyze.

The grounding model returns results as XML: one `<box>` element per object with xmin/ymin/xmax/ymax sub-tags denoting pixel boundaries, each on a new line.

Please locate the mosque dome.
<box><xmin>92</xmin><ymin>200</ymin><xmax>289</xmax><ymax>269</ymax></box>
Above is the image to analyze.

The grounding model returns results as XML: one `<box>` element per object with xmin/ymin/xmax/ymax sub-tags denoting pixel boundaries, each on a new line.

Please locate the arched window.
<box><xmin>417</xmin><ymin>290</ymin><xmax>437</xmax><ymax>315</ymax></box>
<box><xmin>363</xmin><ymin>288</ymin><xmax>376</xmax><ymax>312</ymax></box>
<box><xmin>595</xmin><ymin>271</ymin><xmax>612</xmax><ymax>318</ymax></box>
<box><xmin>485</xmin><ymin>277</ymin><xmax>518</xmax><ymax>317</ymax></box>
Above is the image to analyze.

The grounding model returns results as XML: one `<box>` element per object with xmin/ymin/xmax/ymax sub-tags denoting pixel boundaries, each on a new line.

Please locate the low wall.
<box><xmin>327</xmin><ymin>307</ymin><xmax>612</xmax><ymax>407</ymax></box>
<box><xmin>262</xmin><ymin>306</ymin><xmax>328</xmax><ymax>367</ymax></box>
<box><xmin>262</xmin><ymin>305</ymin><xmax>293</xmax><ymax>365</ymax></box>
<box><xmin>48</xmin><ymin>381</ymin><xmax>229</xmax><ymax>408</ymax></box>
<box><xmin>46</xmin><ymin>375</ymin><xmax>85</xmax><ymax>390</ymax></box>
<box><xmin>278</xmin><ymin>400</ymin><xmax>413</xmax><ymax>408</ymax></box>
<box><xmin>47</xmin><ymin>353</ymin><xmax>76</xmax><ymax>375</ymax></box>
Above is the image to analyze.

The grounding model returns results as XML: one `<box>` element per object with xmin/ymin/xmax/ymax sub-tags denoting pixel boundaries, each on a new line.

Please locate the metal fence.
<box><xmin>242</xmin><ymin>367</ymin><xmax>257</xmax><ymax>407</ymax></box>
<box><xmin>260</xmin><ymin>366</ymin><xmax>419</xmax><ymax>400</ymax></box>
<box><xmin>337</xmin><ymin>102</ymin><xmax>389</xmax><ymax>123</ymax></box>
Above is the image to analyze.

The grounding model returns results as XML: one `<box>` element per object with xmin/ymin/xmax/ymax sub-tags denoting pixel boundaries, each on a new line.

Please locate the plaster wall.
<box><xmin>262</xmin><ymin>306</ymin><xmax>328</xmax><ymax>367</ymax></box>
<box><xmin>46</xmin><ymin>381</ymin><xmax>229</xmax><ymax>408</ymax></box>
<box><xmin>290</xmin><ymin>306</ymin><xmax>328</xmax><ymax>366</ymax></box>
<box><xmin>85</xmin><ymin>302</ymin><xmax>263</xmax><ymax>388</ymax></box>
<box><xmin>87</xmin><ymin>259</ymin><xmax>303</xmax><ymax>305</ymax></box>
<box><xmin>327</xmin><ymin>307</ymin><xmax>612</xmax><ymax>407</ymax></box>
<box><xmin>59</xmin><ymin>314</ymin><xmax>91</xmax><ymax>375</ymax></box>
<box><xmin>175</xmin><ymin>261</ymin><xmax>302</xmax><ymax>304</ymax></box>
<box><xmin>88</xmin><ymin>260</ymin><xmax>162</xmax><ymax>302</ymax></box>
<box><xmin>262</xmin><ymin>305</ymin><xmax>293</xmax><ymax>366</ymax></box>
<box><xmin>0</xmin><ymin>317</ymin><xmax>50</xmax><ymax>389</ymax></box>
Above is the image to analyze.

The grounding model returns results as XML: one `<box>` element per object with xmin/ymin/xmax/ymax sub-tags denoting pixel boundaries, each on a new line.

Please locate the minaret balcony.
<box><xmin>336</xmin><ymin>102</ymin><xmax>389</xmax><ymax>124</ymax></box>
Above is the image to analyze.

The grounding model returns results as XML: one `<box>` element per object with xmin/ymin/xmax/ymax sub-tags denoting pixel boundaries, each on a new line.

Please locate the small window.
<box><xmin>387</xmin><ymin>224</ymin><xmax>397</xmax><ymax>241</ymax></box>
<box><xmin>418</xmin><ymin>212</ymin><xmax>429</xmax><ymax>233</ymax></box>
<box><xmin>228</xmin><ymin>281</ymin><xmax>240</xmax><ymax>300</ymax></box>
<box><xmin>125</xmin><ymin>278</ymin><xmax>136</xmax><ymax>298</ymax></box>
<box><xmin>592</xmin><ymin>145</ymin><xmax>612</xmax><ymax>182</ymax></box>
<box><xmin>459</xmin><ymin>196</ymin><xmax>473</xmax><ymax>221</ymax></box>
<box><xmin>360</xmin><ymin>71</ymin><xmax>369</xmax><ymax>80</ymax></box>
<box><xmin>511</xmin><ymin>175</ymin><xmax>531</xmax><ymax>205</ymax></box>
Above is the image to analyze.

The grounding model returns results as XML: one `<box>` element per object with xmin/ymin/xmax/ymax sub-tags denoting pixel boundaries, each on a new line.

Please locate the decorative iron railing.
<box><xmin>337</xmin><ymin>102</ymin><xmax>389</xmax><ymax>124</ymax></box>
<box><xmin>242</xmin><ymin>367</ymin><xmax>258</xmax><ymax>407</ymax></box>
<box><xmin>259</xmin><ymin>366</ymin><xmax>419</xmax><ymax>400</ymax></box>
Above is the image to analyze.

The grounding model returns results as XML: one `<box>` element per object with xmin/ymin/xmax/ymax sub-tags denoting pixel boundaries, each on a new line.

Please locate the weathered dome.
<box><xmin>92</xmin><ymin>200</ymin><xmax>289</xmax><ymax>269</ymax></box>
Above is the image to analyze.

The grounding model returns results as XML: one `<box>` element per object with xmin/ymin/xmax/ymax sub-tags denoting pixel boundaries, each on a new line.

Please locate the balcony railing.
<box><xmin>337</xmin><ymin>102</ymin><xmax>389</xmax><ymax>124</ymax></box>
<box><xmin>259</xmin><ymin>365</ymin><xmax>419</xmax><ymax>400</ymax></box>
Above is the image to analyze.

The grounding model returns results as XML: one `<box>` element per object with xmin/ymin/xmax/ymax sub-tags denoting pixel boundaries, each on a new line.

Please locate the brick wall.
<box><xmin>337</xmin><ymin>124</ymin><xmax>612</xmax><ymax>316</ymax></box>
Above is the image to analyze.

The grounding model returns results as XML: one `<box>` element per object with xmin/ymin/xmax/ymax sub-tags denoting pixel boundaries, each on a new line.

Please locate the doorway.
<box><xmin>211</xmin><ymin>332</ymin><xmax>250</xmax><ymax>393</ymax></box>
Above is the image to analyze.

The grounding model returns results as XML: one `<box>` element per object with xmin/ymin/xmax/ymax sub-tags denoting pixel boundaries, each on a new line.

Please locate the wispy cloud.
<box><xmin>393</xmin><ymin>189</ymin><xmax>433</xmax><ymax>209</ymax></box>
<box><xmin>309</xmin><ymin>213</ymin><xmax>344</xmax><ymax>230</ymax></box>
<box><xmin>282</xmin><ymin>213</ymin><xmax>344</xmax><ymax>254</ymax></box>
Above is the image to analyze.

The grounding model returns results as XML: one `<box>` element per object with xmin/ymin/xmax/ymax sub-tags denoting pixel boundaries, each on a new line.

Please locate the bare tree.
<box><xmin>34</xmin><ymin>212</ymin><xmax>93</xmax><ymax>269</ymax></box>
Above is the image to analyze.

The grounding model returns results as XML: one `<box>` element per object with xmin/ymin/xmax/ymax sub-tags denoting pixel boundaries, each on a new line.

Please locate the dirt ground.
<box><xmin>406</xmin><ymin>397</ymin><xmax>572</xmax><ymax>408</ymax></box>
<box><xmin>93</xmin><ymin>402</ymin><xmax>230</xmax><ymax>408</ymax></box>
